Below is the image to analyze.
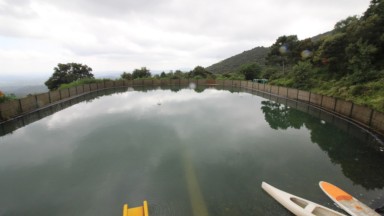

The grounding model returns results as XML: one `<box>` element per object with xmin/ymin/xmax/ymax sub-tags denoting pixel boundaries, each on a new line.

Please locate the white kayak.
<box><xmin>261</xmin><ymin>182</ymin><xmax>346</xmax><ymax>216</ymax></box>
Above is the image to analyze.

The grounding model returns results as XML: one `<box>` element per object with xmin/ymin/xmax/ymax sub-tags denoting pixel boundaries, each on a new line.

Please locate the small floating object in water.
<box><xmin>261</xmin><ymin>182</ymin><xmax>346</xmax><ymax>216</ymax></box>
<box><xmin>123</xmin><ymin>200</ymin><xmax>149</xmax><ymax>216</ymax></box>
<box><xmin>157</xmin><ymin>102</ymin><xmax>162</xmax><ymax>106</ymax></box>
<box><xmin>319</xmin><ymin>181</ymin><xmax>380</xmax><ymax>216</ymax></box>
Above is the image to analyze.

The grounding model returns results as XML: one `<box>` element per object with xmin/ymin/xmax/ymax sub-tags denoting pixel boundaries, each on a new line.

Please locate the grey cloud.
<box><xmin>0</xmin><ymin>0</ymin><xmax>37</xmax><ymax>18</ymax></box>
<box><xmin>42</xmin><ymin>0</ymin><xmax>171</xmax><ymax>18</ymax></box>
<box><xmin>0</xmin><ymin>0</ymin><xmax>372</xmax><ymax>75</ymax></box>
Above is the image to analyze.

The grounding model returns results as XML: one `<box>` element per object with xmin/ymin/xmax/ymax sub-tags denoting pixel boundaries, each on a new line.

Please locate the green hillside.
<box><xmin>204</xmin><ymin>0</ymin><xmax>384</xmax><ymax>112</ymax></box>
<box><xmin>205</xmin><ymin>31</ymin><xmax>331</xmax><ymax>75</ymax></box>
<box><xmin>205</xmin><ymin>46</ymin><xmax>269</xmax><ymax>74</ymax></box>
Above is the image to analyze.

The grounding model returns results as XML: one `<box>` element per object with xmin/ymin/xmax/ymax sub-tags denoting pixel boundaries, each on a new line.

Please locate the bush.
<box><xmin>0</xmin><ymin>92</ymin><xmax>17</xmax><ymax>103</ymax></box>
<box><xmin>58</xmin><ymin>78</ymin><xmax>107</xmax><ymax>90</ymax></box>
<box><xmin>239</xmin><ymin>63</ymin><xmax>262</xmax><ymax>80</ymax></box>
<box><xmin>350</xmin><ymin>85</ymin><xmax>367</xmax><ymax>96</ymax></box>
<box><xmin>45</xmin><ymin>63</ymin><xmax>94</xmax><ymax>90</ymax></box>
<box><xmin>291</xmin><ymin>61</ymin><xmax>314</xmax><ymax>90</ymax></box>
<box><xmin>262</xmin><ymin>67</ymin><xmax>279</xmax><ymax>79</ymax></box>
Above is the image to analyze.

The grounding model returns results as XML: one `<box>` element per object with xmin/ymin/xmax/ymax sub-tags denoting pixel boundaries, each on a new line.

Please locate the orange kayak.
<box><xmin>319</xmin><ymin>181</ymin><xmax>380</xmax><ymax>216</ymax></box>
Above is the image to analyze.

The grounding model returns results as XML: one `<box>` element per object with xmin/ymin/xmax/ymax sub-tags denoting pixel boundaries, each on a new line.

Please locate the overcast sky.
<box><xmin>0</xmin><ymin>0</ymin><xmax>371</xmax><ymax>77</ymax></box>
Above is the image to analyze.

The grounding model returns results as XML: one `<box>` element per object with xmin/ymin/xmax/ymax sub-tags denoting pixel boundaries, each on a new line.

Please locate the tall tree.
<box><xmin>121</xmin><ymin>72</ymin><xmax>133</xmax><ymax>80</ymax></box>
<box><xmin>266</xmin><ymin>35</ymin><xmax>300</xmax><ymax>66</ymax></box>
<box><xmin>45</xmin><ymin>63</ymin><xmax>94</xmax><ymax>90</ymax></box>
<box><xmin>291</xmin><ymin>61</ymin><xmax>314</xmax><ymax>89</ymax></box>
<box><xmin>313</xmin><ymin>33</ymin><xmax>349</xmax><ymax>76</ymax></box>
<box><xmin>346</xmin><ymin>39</ymin><xmax>378</xmax><ymax>83</ymax></box>
<box><xmin>239</xmin><ymin>63</ymin><xmax>262</xmax><ymax>80</ymax></box>
<box><xmin>189</xmin><ymin>66</ymin><xmax>215</xmax><ymax>79</ymax></box>
<box><xmin>360</xmin><ymin>0</ymin><xmax>384</xmax><ymax>68</ymax></box>
<box><xmin>132</xmin><ymin>67</ymin><xmax>151</xmax><ymax>79</ymax></box>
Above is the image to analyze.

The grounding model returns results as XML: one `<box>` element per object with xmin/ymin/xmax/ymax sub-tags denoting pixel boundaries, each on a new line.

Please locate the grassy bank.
<box><xmin>270</xmin><ymin>74</ymin><xmax>384</xmax><ymax>112</ymax></box>
<box><xmin>58</xmin><ymin>78</ymin><xmax>110</xmax><ymax>90</ymax></box>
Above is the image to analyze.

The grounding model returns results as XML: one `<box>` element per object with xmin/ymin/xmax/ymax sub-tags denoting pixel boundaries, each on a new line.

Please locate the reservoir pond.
<box><xmin>0</xmin><ymin>87</ymin><xmax>383</xmax><ymax>216</ymax></box>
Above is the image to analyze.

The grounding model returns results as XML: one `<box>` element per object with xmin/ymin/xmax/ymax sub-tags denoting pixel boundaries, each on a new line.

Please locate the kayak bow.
<box><xmin>319</xmin><ymin>181</ymin><xmax>380</xmax><ymax>216</ymax></box>
<box><xmin>262</xmin><ymin>182</ymin><xmax>346</xmax><ymax>216</ymax></box>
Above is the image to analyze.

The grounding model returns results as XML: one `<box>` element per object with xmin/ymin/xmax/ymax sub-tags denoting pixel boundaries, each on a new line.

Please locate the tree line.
<box><xmin>43</xmin><ymin>64</ymin><xmax>232</xmax><ymax>91</ymax></box>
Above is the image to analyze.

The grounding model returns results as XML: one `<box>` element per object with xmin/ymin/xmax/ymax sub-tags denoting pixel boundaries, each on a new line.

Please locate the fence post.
<box><xmin>349</xmin><ymin>103</ymin><xmax>354</xmax><ymax>118</ymax></box>
<box><xmin>368</xmin><ymin>109</ymin><xmax>374</xmax><ymax>126</ymax></box>
<box><xmin>18</xmin><ymin>99</ymin><xmax>23</xmax><ymax>113</ymax></box>
<box><xmin>48</xmin><ymin>91</ymin><xmax>52</xmax><ymax>103</ymax></box>
<box><xmin>309</xmin><ymin>92</ymin><xmax>312</xmax><ymax>104</ymax></box>
<box><xmin>334</xmin><ymin>98</ymin><xmax>337</xmax><ymax>111</ymax></box>
<box><xmin>35</xmin><ymin>95</ymin><xmax>39</xmax><ymax>108</ymax></box>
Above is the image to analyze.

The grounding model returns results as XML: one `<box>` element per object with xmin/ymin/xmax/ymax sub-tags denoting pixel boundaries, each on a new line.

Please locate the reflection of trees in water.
<box><xmin>261</xmin><ymin>101</ymin><xmax>306</xmax><ymax>130</ymax></box>
<box><xmin>261</xmin><ymin>100</ymin><xmax>384</xmax><ymax>190</ymax></box>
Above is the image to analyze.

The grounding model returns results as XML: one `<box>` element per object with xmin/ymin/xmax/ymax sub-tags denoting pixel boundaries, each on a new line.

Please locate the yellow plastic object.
<box><xmin>123</xmin><ymin>201</ymin><xmax>149</xmax><ymax>216</ymax></box>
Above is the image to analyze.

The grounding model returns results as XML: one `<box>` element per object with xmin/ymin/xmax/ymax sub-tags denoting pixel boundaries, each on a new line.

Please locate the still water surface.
<box><xmin>0</xmin><ymin>87</ymin><xmax>383</xmax><ymax>216</ymax></box>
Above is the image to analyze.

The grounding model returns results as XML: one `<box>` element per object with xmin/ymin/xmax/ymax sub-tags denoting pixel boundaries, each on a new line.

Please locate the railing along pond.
<box><xmin>0</xmin><ymin>79</ymin><xmax>383</xmax><ymax>136</ymax></box>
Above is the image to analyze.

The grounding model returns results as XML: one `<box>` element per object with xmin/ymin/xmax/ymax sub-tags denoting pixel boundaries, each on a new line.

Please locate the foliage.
<box><xmin>266</xmin><ymin>35</ymin><xmax>300</xmax><ymax>66</ymax></box>
<box><xmin>261</xmin><ymin>67</ymin><xmax>280</xmax><ymax>79</ymax></box>
<box><xmin>269</xmin><ymin>77</ymin><xmax>295</xmax><ymax>87</ymax></box>
<box><xmin>346</xmin><ymin>39</ymin><xmax>378</xmax><ymax>83</ymax></box>
<box><xmin>313</xmin><ymin>0</ymin><xmax>384</xmax><ymax>76</ymax></box>
<box><xmin>45</xmin><ymin>63</ymin><xmax>94</xmax><ymax>90</ymax></box>
<box><xmin>58</xmin><ymin>78</ymin><xmax>107</xmax><ymax>90</ymax></box>
<box><xmin>159</xmin><ymin>70</ymin><xmax>188</xmax><ymax>79</ymax></box>
<box><xmin>173</xmin><ymin>70</ymin><xmax>186</xmax><ymax>79</ymax></box>
<box><xmin>121</xmin><ymin>72</ymin><xmax>133</xmax><ymax>80</ymax></box>
<box><xmin>0</xmin><ymin>91</ymin><xmax>17</xmax><ymax>103</ymax></box>
<box><xmin>291</xmin><ymin>61</ymin><xmax>314</xmax><ymax>90</ymax></box>
<box><xmin>132</xmin><ymin>67</ymin><xmax>151</xmax><ymax>79</ymax></box>
<box><xmin>239</xmin><ymin>63</ymin><xmax>262</xmax><ymax>80</ymax></box>
<box><xmin>215</xmin><ymin>72</ymin><xmax>244</xmax><ymax>80</ymax></box>
<box><xmin>189</xmin><ymin>66</ymin><xmax>215</xmax><ymax>79</ymax></box>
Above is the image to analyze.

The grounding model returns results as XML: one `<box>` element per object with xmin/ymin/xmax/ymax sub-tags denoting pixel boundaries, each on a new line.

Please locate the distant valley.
<box><xmin>1</xmin><ymin>85</ymin><xmax>48</xmax><ymax>98</ymax></box>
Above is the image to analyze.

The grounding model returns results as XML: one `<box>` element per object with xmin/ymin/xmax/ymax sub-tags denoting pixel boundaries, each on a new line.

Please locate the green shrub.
<box><xmin>0</xmin><ymin>93</ymin><xmax>17</xmax><ymax>103</ymax></box>
<box><xmin>291</xmin><ymin>61</ymin><xmax>314</xmax><ymax>90</ymax></box>
<box><xmin>58</xmin><ymin>78</ymin><xmax>107</xmax><ymax>90</ymax></box>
